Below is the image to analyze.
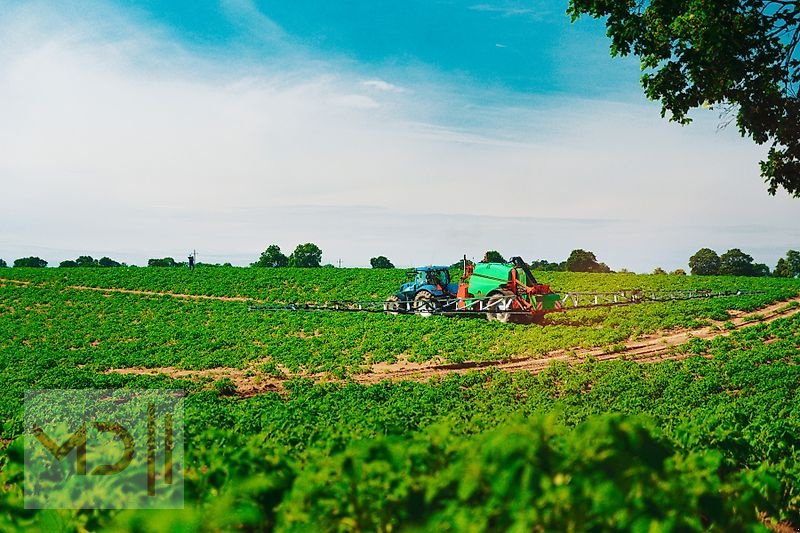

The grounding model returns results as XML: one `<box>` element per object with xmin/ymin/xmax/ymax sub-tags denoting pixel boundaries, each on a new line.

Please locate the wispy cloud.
<box><xmin>469</xmin><ymin>2</ymin><xmax>550</xmax><ymax>19</ymax></box>
<box><xmin>362</xmin><ymin>79</ymin><xmax>405</xmax><ymax>93</ymax></box>
<box><xmin>219</xmin><ymin>0</ymin><xmax>286</xmax><ymax>44</ymax></box>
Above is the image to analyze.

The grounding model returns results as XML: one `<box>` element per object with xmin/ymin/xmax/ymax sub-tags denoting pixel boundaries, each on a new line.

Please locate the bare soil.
<box><xmin>67</xmin><ymin>285</ymin><xmax>254</xmax><ymax>302</ymax></box>
<box><xmin>0</xmin><ymin>278</ymin><xmax>31</xmax><ymax>286</ymax></box>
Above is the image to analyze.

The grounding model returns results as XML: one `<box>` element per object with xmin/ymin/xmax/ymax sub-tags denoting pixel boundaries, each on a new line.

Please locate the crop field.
<box><xmin>1</xmin><ymin>267</ymin><xmax>800</xmax><ymax>530</ymax></box>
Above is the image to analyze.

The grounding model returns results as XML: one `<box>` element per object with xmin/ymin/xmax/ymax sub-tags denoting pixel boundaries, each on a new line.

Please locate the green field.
<box><xmin>1</xmin><ymin>267</ymin><xmax>799</xmax><ymax>531</ymax></box>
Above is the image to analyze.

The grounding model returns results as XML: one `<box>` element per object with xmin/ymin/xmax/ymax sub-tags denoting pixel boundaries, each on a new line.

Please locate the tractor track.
<box><xmin>0</xmin><ymin>278</ymin><xmax>254</xmax><ymax>302</ymax></box>
<box><xmin>356</xmin><ymin>295</ymin><xmax>800</xmax><ymax>384</ymax></box>
<box><xmin>102</xmin><ymin>295</ymin><xmax>800</xmax><ymax>396</ymax></box>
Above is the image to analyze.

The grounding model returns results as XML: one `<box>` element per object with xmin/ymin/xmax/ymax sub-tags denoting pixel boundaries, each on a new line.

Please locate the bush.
<box><xmin>98</xmin><ymin>257</ymin><xmax>122</xmax><ymax>268</ymax></box>
<box><xmin>370</xmin><ymin>256</ymin><xmax>394</xmax><ymax>269</ymax></box>
<box><xmin>252</xmin><ymin>245</ymin><xmax>288</xmax><ymax>268</ymax></box>
<box><xmin>214</xmin><ymin>378</ymin><xmax>237</xmax><ymax>396</ymax></box>
<box><xmin>13</xmin><ymin>257</ymin><xmax>47</xmax><ymax>268</ymax></box>
<box><xmin>148</xmin><ymin>257</ymin><xmax>178</xmax><ymax>267</ymax></box>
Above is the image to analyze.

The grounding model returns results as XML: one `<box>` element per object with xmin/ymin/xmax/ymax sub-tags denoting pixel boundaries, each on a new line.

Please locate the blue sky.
<box><xmin>120</xmin><ymin>0</ymin><xmax>636</xmax><ymax>95</ymax></box>
<box><xmin>0</xmin><ymin>0</ymin><xmax>797</xmax><ymax>271</ymax></box>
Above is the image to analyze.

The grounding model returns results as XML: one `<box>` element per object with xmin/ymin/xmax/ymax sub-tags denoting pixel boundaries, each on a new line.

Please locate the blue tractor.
<box><xmin>384</xmin><ymin>266</ymin><xmax>459</xmax><ymax>315</ymax></box>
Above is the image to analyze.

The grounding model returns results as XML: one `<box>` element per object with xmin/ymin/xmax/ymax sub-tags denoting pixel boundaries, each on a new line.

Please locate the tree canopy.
<box><xmin>481</xmin><ymin>251</ymin><xmax>506</xmax><ymax>263</ymax></box>
<box><xmin>774</xmin><ymin>257</ymin><xmax>793</xmax><ymax>277</ymax></box>
<box><xmin>370</xmin><ymin>256</ymin><xmax>395</xmax><ymax>269</ymax></box>
<box><xmin>98</xmin><ymin>257</ymin><xmax>122</xmax><ymax>268</ymax></box>
<box><xmin>565</xmin><ymin>249</ymin><xmax>611</xmax><ymax>273</ymax></box>
<box><xmin>14</xmin><ymin>257</ymin><xmax>47</xmax><ymax>268</ymax></box>
<box><xmin>688</xmin><ymin>248</ymin><xmax>721</xmax><ymax>275</ymax></box>
<box><xmin>0</xmin><ymin>259</ymin><xmax>6</xmax><ymax>268</ymax></box>
<box><xmin>75</xmin><ymin>256</ymin><xmax>98</xmax><ymax>267</ymax></box>
<box><xmin>529</xmin><ymin>259</ymin><xmax>567</xmax><ymax>272</ymax></box>
<box><xmin>148</xmin><ymin>257</ymin><xmax>178</xmax><ymax>267</ymax></box>
<box><xmin>253</xmin><ymin>245</ymin><xmax>289</xmax><ymax>268</ymax></box>
<box><xmin>288</xmin><ymin>243</ymin><xmax>323</xmax><ymax>268</ymax></box>
<box><xmin>787</xmin><ymin>249</ymin><xmax>800</xmax><ymax>276</ymax></box>
<box><xmin>568</xmin><ymin>0</ymin><xmax>800</xmax><ymax>197</ymax></box>
<box><xmin>719</xmin><ymin>248</ymin><xmax>755</xmax><ymax>276</ymax></box>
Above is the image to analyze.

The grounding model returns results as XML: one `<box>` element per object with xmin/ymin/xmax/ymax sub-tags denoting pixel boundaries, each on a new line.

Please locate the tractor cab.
<box><xmin>398</xmin><ymin>266</ymin><xmax>459</xmax><ymax>300</ymax></box>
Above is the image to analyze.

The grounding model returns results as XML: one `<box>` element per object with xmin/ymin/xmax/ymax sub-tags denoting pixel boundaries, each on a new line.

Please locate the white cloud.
<box><xmin>330</xmin><ymin>94</ymin><xmax>381</xmax><ymax>109</ymax></box>
<box><xmin>362</xmin><ymin>79</ymin><xmax>405</xmax><ymax>93</ymax></box>
<box><xmin>219</xmin><ymin>0</ymin><xmax>287</xmax><ymax>44</ymax></box>
<box><xmin>468</xmin><ymin>2</ymin><xmax>549</xmax><ymax>19</ymax></box>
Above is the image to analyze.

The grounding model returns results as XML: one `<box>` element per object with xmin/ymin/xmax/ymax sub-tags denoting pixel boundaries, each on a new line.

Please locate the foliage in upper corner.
<box><xmin>568</xmin><ymin>0</ymin><xmax>800</xmax><ymax>197</ymax></box>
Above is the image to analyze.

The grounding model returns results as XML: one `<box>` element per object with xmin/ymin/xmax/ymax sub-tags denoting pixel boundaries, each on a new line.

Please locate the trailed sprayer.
<box><xmin>250</xmin><ymin>256</ymin><xmax>759</xmax><ymax>324</ymax></box>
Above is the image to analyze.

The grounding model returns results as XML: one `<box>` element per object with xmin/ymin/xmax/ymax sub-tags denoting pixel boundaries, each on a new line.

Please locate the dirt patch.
<box><xmin>103</xmin><ymin>295</ymin><xmax>800</xmax><ymax>396</ymax></box>
<box><xmin>68</xmin><ymin>285</ymin><xmax>255</xmax><ymax>302</ymax></box>
<box><xmin>67</xmin><ymin>285</ymin><xmax>255</xmax><ymax>302</ymax></box>
<box><xmin>0</xmin><ymin>278</ymin><xmax>31</xmax><ymax>286</ymax></box>
<box><xmin>1</xmin><ymin>278</ymin><xmax>256</xmax><ymax>302</ymax></box>
<box><xmin>106</xmin><ymin>366</ymin><xmax>286</xmax><ymax>397</ymax></box>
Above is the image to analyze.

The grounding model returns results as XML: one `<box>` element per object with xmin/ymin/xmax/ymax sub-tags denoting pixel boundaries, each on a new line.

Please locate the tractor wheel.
<box><xmin>384</xmin><ymin>295</ymin><xmax>402</xmax><ymax>315</ymax></box>
<box><xmin>413</xmin><ymin>291</ymin><xmax>439</xmax><ymax>317</ymax></box>
<box><xmin>486</xmin><ymin>291</ymin><xmax>514</xmax><ymax>323</ymax></box>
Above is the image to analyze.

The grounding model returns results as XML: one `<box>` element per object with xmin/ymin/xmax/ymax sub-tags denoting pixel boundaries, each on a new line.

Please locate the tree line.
<box><xmin>687</xmin><ymin>248</ymin><xmax>800</xmax><ymax>277</ymax></box>
<box><xmin>2</xmin><ymin>246</ymin><xmax>799</xmax><ymax>278</ymax></box>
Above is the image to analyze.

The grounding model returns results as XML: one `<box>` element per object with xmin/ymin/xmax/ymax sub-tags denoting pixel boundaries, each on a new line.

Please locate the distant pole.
<box><xmin>188</xmin><ymin>250</ymin><xmax>196</xmax><ymax>270</ymax></box>
<box><xmin>338</xmin><ymin>259</ymin><xmax>342</xmax><ymax>268</ymax></box>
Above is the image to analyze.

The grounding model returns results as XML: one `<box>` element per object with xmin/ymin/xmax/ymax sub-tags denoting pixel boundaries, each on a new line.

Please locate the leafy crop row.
<box><xmin>3</xmin><ymin>266</ymin><xmax>797</xmax><ymax>303</ymax></box>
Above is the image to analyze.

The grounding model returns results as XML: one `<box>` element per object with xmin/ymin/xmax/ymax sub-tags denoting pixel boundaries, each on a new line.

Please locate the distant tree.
<box><xmin>450</xmin><ymin>258</ymin><xmax>475</xmax><ymax>270</ymax></box>
<box><xmin>75</xmin><ymin>255</ymin><xmax>98</xmax><ymax>267</ymax></box>
<box><xmin>253</xmin><ymin>245</ymin><xmax>288</xmax><ymax>268</ymax></box>
<box><xmin>597</xmin><ymin>262</ymin><xmax>613</xmax><ymax>273</ymax></box>
<box><xmin>288</xmin><ymin>243</ymin><xmax>322</xmax><ymax>268</ymax></box>
<box><xmin>148</xmin><ymin>257</ymin><xmax>177</xmax><ymax>267</ymax></box>
<box><xmin>566</xmin><ymin>249</ymin><xmax>604</xmax><ymax>273</ymax></box>
<box><xmin>322</xmin><ymin>264</ymin><xmax>336</xmax><ymax>269</ymax></box>
<box><xmin>0</xmin><ymin>259</ymin><xmax>6</xmax><ymax>268</ymax></box>
<box><xmin>774</xmin><ymin>258</ymin><xmax>793</xmax><ymax>278</ymax></box>
<box><xmin>529</xmin><ymin>260</ymin><xmax>566</xmax><ymax>272</ymax></box>
<box><xmin>719</xmin><ymin>249</ymin><xmax>755</xmax><ymax>276</ymax></box>
<box><xmin>652</xmin><ymin>267</ymin><xmax>667</xmax><ymax>275</ymax></box>
<box><xmin>671</xmin><ymin>269</ymin><xmax>687</xmax><ymax>276</ymax></box>
<box><xmin>481</xmin><ymin>251</ymin><xmax>506</xmax><ymax>263</ymax></box>
<box><xmin>752</xmin><ymin>263</ymin><xmax>771</xmax><ymax>277</ymax></box>
<box><xmin>688</xmin><ymin>248</ymin><xmax>720</xmax><ymax>276</ymax></box>
<box><xmin>14</xmin><ymin>257</ymin><xmax>47</xmax><ymax>268</ymax></box>
<box><xmin>59</xmin><ymin>260</ymin><xmax>78</xmax><ymax>268</ymax></box>
<box><xmin>98</xmin><ymin>257</ymin><xmax>121</xmax><ymax>268</ymax></box>
<box><xmin>787</xmin><ymin>250</ymin><xmax>800</xmax><ymax>277</ymax></box>
<box><xmin>370</xmin><ymin>256</ymin><xmax>395</xmax><ymax>269</ymax></box>
<box><xmin>618</xmin><ymin>268</ymin><xmax>636</xmax><ymax>275</ymax></box>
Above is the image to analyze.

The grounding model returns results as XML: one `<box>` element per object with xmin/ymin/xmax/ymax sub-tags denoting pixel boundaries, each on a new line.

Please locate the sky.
<box><xmin>0</xmin><ymin>0</ymin><xmax>798</xmax><ymax>271</ymax></box>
